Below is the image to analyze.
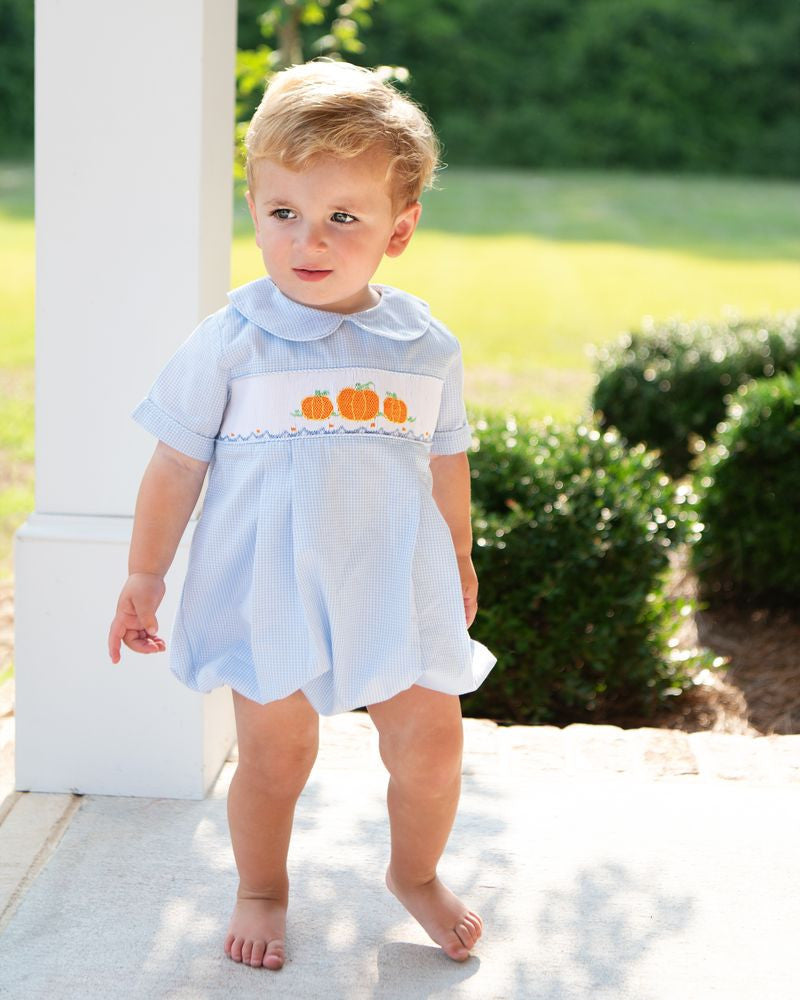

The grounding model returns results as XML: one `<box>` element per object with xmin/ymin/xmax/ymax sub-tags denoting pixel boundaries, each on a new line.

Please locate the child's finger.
<box><xmin>108</xmin><ymin>617</ymin><xmax>126</xmax><ymax>663</ymax></box>
<box><xmin>122</xmin><ymin>629</ymin><xmax>166</xmax><ymax>654</ymax></box>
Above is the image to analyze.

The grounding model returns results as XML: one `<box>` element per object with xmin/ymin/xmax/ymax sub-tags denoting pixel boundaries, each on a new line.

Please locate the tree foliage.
<box><xmin>0</xmin><ymin>0</ymin><xmax>34</xmax><ymax>156</ymax></box>
<box><xmin>234</xmin><ymin>0</ymin><xmax>404</xmax><ymax>180</ymax></box>
<box><xmin>5</xmin><ymin>1</ymin><xmax>799</xmax><ymax>176</ymax></box>
<box><xmin>358</xmin><ymin>0</ymin><xmax>800</xmax><ymax>177</ymax></box>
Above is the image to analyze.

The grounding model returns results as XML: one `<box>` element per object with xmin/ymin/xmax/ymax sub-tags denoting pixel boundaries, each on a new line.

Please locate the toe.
<box><xmin>455</xmin><ymin>919</ymin><xmax>477</xmax><ymax>949</ymax></box>
<box><xmin>241</xmin><ymin>939</ymin><xmax>254</xmax><ymax>964</ymax></box>
<box><xmin>263</xmin><ymin>940</ymin><xmax>285</xmax><ymax>970</ymax></box>
<box><xmin>250</xmin><ymin>940</ymin><xmax>266</xmax><ymax>967</ymax></box>
<box><xmin>462</xmin><ymin>912</ymin><xmax>483</xmax><ymax>941</ymax></box>
<box><xmin>229</xmin><ymin>936</ymin><xmax>244</xmax><ymax>962</ymax></box>
<box><xmin>443</xmin><ymin>929</ymin><xmax>470</xmax><ymax>961</ymax></box>
<box><xmin>223</xmin><ymin>932</ymin><xmax>235</xmax><ymax>957</ymax></box>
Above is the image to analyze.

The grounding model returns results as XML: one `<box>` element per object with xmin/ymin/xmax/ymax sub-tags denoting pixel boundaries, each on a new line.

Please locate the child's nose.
<box><xmin>296</xmin><ymin>221</ymin><xmax>327</xmax><ymax>252</ymax></box>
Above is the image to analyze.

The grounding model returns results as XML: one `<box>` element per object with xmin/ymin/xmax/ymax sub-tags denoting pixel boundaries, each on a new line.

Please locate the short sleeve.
<box><xmin>131</xmin><ymin>313</ymin><xmax>229</xmax><ymax>462</ymax></box>
<box><xmin>430</xmin><ymin>344</ymin><xmax>474</xmax><ymax>455</ymax></box>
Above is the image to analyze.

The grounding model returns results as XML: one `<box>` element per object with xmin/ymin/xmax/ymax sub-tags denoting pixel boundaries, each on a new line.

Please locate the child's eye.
<box><xmin>270</xmin><ymin>208</ymin><xmax>296</xmax><ymax>221</ymax></box>
<box><xmin>331</xmin><ymin>211</ymin><xmax>357</xmax><ymax>224</ymax></box>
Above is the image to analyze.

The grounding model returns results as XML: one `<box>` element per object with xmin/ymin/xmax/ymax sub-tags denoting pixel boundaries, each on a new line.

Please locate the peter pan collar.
<box><xmin>227</xmin><ymin>277</ymin><xmax>431</xmax><ymax>342</ymax></box>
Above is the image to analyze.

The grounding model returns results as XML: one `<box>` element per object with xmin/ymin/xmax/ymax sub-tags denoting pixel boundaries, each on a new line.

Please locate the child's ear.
<box><xmin>245</xmin><ymin>189</ymin><xmax>262</xmax><ymax>248</ymax></box>
<box><xmin>385</xmin><ymin>201</ymin><xmax>422</xmax><ymax>258</ymax></box>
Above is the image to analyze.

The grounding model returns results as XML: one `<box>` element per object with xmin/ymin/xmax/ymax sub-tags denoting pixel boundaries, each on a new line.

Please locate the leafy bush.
<box><xmin>461</xmin><ymin>410</ymin><xmax>711</xmax><ymax>726</ymax></box>
<box><xmin>691</xmin><ymin>370</ymin><xmax>800</xmax><ymax>606</ymax></box>
<box><xmin>591</xmin><ymin>313</ymin><xmax>800</xmax><ymax>478</ymax></box>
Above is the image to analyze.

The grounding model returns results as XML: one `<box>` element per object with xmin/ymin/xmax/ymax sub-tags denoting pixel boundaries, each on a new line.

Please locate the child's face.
<box><xmin>246</xmin><ymin>149</ymin><xmax>421</xmax><ymax>313</ymax></box>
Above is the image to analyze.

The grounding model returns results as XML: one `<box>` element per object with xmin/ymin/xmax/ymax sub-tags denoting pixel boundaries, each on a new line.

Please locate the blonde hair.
<box><xmin>244</xmin><ymin>60</ymin><xmax>441</xmax><ymax>208</ymax></box>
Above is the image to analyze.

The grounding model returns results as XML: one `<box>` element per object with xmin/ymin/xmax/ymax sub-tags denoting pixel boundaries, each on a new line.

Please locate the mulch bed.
<box><xmin>599</xmin><ymin>551</ymin><xmax>800</xmax><ymax>735</ymax></box>
<box><xmin>672</xmin><ymin>603</ymin><xmax>800</xmax><ymax>735</ymax></box>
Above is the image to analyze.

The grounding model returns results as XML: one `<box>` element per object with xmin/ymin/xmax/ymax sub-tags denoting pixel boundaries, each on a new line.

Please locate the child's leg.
<box><xmin>366</xmin><ymin>685</ymin><xmax>483</xmax><ymax>961</ymax></box>
<box><xmin>224</xmin><ymin>687</ymin><xmax>319</xmax><ymax>970</ymax></box>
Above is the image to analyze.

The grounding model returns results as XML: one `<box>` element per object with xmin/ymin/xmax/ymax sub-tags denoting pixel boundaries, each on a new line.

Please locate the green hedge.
<box><xmin>0</xmin><ymin>0</ymin><xmax>33</xmax><ymax>156</ymax></box>
<box><xmin>591</xmin><ymin>313</ymin><xmax>800</xmax><ymax>479</ymax></box>
<box><xmin>691</xmin><ymin>370</ymin><xmax>800</xmax><ymax>606</ymax></box>
<box><xmin>362</xmin><ymin>0</ymin><xmax>800</xmax><ymax>178</ymax></box>
<box><xmin>461</xmin><ymin>410</ymin><xmax>712</xmax><ymax>725</ymax></box>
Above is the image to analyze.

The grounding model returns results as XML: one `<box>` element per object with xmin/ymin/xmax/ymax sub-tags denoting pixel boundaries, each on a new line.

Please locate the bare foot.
<box><xmin>385</xmin><ymin>866</ymin><xmax>483</xmax><ymax>961</ymax></box>
<box><xmin>223</xmin><ymin>895</ymin><xmax>287</xmax><ymax>970</ymax></box>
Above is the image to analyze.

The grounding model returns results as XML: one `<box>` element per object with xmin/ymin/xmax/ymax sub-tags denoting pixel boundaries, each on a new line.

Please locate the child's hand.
<box><xmin>457</xmin><ymin>555</ymin><xmax>479</xmax><ymax>628</ymax></box>
<box><xmin>108</xmin><ymin>573</ymin><xmax>167</xmax><ymax>663</ymax></box>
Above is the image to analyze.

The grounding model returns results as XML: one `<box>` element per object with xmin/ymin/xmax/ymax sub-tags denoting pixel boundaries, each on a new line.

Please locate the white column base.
<box><xmin>14</xmin><ymin>514</ymin><xmax>236</xmax><ymax>799</ymax></box>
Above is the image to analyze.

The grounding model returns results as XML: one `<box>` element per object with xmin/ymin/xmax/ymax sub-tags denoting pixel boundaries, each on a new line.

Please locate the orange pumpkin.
<box><xmin>301</xmin><ymin>390</ymin><xmax>333</xmax><ymax>420</ymax></box>
<box><xmin>338</xmin><ymin>381</ymin><xmax>379</xmax><ymax>421</ymax></box>
<box><xmin>383</xmin><ymin>391</ymin><xmax>408</xmax><ymax>424</ymax></box>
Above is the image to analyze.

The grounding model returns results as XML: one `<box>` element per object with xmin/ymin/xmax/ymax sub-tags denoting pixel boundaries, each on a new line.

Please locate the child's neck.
<box><xmin>279</xmin><ymin>282</ymin><xmax>381</xmax><ymax>316</ymax></box>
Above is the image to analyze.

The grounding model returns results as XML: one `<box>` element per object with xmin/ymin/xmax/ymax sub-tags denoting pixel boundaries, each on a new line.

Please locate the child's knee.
<box><xmin>233</xmin><ymin>688</ymin><xmax>319</xmax><ymax>779</ymax></box>
<box><xmin>237</xmin><ymin>738</ymin><xmax>317</xmax><ymax>798</ymax></box>
<box><xmin>237</xmin><ymin>716</ymin><xmax>318</xmax><ymax>788</ymax></box>
<box><xmin>380</xmin><ymin>725</ymin><xmax>462</xmax><ymax>792</ymax></box>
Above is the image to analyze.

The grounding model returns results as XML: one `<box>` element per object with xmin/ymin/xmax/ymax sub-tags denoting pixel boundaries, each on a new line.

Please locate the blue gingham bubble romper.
<box><xmin>132</xmin><ymin>277</ymin><xmax>497</xmax><ymax>715</ymax></box>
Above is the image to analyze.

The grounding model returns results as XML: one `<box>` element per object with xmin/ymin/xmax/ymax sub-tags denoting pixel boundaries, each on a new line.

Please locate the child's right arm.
<box><xmin>107</xmin><ymin>441</ymin><xmax>209</xmax><ymax>664</ymax></box>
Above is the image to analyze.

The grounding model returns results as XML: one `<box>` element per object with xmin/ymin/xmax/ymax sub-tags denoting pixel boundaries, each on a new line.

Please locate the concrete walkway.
<box><xmin>1</xmin><ymin>693</ymin><xmax>799</xmax><ymax>999</ymax></box>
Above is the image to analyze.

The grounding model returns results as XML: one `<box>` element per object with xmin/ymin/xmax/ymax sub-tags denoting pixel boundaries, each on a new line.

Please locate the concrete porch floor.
<box><xmin>1</xmin><ymin>689</ymin><xmax>799</xmax><ymax>999</ymax></box>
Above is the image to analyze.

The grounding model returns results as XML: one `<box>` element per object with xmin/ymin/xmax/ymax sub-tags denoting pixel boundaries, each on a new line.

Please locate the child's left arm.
<box><xmin>429</xmin><ymin>451</ymin><xmax>478</xmax><ymax>627</ymax></box>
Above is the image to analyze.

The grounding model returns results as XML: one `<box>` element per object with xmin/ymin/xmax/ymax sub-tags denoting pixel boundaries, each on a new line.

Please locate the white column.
<box><xmin>16</xmin><ymin>0</ymin><xmax>239</xmax><ymax>798</ymax></box>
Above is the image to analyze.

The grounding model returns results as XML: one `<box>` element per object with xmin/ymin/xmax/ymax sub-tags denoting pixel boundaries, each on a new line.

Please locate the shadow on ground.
<box><xmin>0</xmin><ymin>750</ymin><xmax>709</xmax><ymax>1000</ymax></box>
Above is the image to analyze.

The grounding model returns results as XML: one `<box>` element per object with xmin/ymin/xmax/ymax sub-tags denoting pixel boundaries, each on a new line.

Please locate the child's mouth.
<box><xmin>293</xmin><ymin>268</ymin><xmax>333</xmax><ymax>282</ymax></box>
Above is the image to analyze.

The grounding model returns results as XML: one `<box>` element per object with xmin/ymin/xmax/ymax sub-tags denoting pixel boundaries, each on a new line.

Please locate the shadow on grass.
<box><xmin>9</xmin><ymin>161</ymin><xmax>800</xmax><ymax>263</ymax></box>
<box><xmin>0</xmin><ymin>163</ymin><xmax>34</xmax><ymax>221</ymax></box>
<box><xmin>415</xmin><ymin>168</ymin><xmax>800</xmax><ymax>263</ymax></box>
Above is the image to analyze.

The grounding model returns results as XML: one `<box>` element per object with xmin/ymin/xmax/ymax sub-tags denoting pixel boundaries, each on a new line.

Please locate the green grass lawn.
<box><xmin>0</xmin><ymin>165</ymin><xmax>35</xmax><ymax>579</ymax></box>
<box><xmin>2</xmin><ymin>161</ymin><xmax>799</xmax><ymax>577</ymax></box>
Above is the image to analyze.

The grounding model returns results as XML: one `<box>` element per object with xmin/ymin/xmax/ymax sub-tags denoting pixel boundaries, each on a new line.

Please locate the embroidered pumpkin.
<box><xmin>338</xmin><ymin>382</ymin><xmax>379</xmax><ymax>421</ymax></box>
<box><xmin>301</xmin><ymin>390</ymin><xmax>333</xmax><ymax>420</ymax></box>
<box><xmin>383</xmin><ymin>391</ymin><xmax>408</xmax><ymax>424</ymax></box>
